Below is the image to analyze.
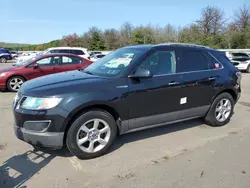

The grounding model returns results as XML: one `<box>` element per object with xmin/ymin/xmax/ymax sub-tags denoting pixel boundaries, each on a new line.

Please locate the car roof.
<box><xmin>124</xmin><ymin>43</ymin><xmax>214</xmax><ymax>51</ymax></box>
<box><xmin>46</xmin><ymin>47</ymin><xmax>88</xmax><ymax>51</ymax></box>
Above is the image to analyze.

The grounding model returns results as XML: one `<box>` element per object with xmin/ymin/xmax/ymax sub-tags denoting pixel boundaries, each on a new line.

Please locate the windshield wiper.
<box><xmin>83</xmin><ymin>70</ymin><xmax>94</xmax><ymax>75</ymax></box>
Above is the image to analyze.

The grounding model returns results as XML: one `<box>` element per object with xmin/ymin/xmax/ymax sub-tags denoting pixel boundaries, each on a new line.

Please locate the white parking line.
<box><xmin>68</xmin><ymin>156</ymin><xmax>83</xmax><ymax>171</ymax></box>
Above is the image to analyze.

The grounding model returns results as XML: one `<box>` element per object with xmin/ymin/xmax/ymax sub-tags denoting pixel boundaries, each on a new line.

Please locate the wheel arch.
<box><xmin>6</xmin><ymin>75</ymin><xmax>27</xmax><ymax>90</ymax></box>
<box><xmin>63</xmin><ymin>104</ymin><xmax>122</xmax><ymax>145</ymax></box>
<box><xmin>213</xmin><ymin>88</ymin><xmax>238</xmax><ymax>103</ymax></box>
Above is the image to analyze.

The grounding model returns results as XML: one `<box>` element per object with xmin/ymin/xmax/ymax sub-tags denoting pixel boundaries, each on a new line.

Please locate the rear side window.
<box><xmin>50</xmin><ymin>49</ymin><xmax>70</xmax><ymax>53</ymax></box>
<box><xmin>177</xmin><ymin>50</ymin><xmax>209</xmax><ymax>72</ymax></box>
<box><xmin>61</xmin><ymin>56</ymin><xmax>82</xmax><ymax>65</ymax></box>
<box><xmin>71</xmin><ymin>50</ymin><xmax>85</xmax><ymax>55</ymax></box>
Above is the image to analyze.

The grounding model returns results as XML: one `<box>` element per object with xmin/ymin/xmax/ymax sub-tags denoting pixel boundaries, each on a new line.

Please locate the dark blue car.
<box><xmin>0</xmin><ymin>48</ymin><xmax>12</xmax><ymax>63</ymax></box>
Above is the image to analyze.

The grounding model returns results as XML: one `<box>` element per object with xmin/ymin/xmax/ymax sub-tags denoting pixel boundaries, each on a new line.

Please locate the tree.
<box><xmin>61</xmin><ymin>33</ymin><xmax>81</xmax><ymax>47</ymax></box>
<box><xmin>103</xmin><ymin>29</ymin><xmax>120</xmax><ymax>50</ymax></box>
<box><xmin>234</xmin><ymin>4</ymin><xmax>250</xmax><ymax>31</ymax></box>
<box><xmin>196</xmin><ymin>6</ymin><xmax>226</xmax><ymax>35</ymax></box>
<box><xmin>87</xmin><ymin>27</ymin><xmax>105</xmax><ymax>50</ymax></box>
<box><xmin>119</xmin><ymin>22</ymin><xmax>134</xmax><ymax>46</ymax></box>
<box><xmin>131</xmin><ymin>26</ymin><xmax>155</xmax><ymax>44</ymax></box>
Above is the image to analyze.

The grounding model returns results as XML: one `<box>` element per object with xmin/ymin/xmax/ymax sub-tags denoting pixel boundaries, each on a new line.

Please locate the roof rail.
<box><xmin>159</xmin><ymin>42</ymin><xmax>212</xmax><ymax>49</ymax></box>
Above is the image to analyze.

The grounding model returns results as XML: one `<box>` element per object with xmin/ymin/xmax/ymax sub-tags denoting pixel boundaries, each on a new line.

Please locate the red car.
<box><xmin>0</xmin><ymin>53</ymin><xmax>92</xmax><ymax>92</ymax></box>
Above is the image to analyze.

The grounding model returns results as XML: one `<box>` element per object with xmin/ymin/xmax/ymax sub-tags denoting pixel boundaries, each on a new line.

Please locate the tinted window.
<box><xmin>139</xmin><ymin>50</ymin><xmax>176</xmax><ymax>75</ymax></box>
<box><xmin>71</xmin><ymin>50</ymin><xmax>85</xmax><ymax>55</ymax></box>
<box><xmin>232</xmin><ymin>53</ymin><xmax>249</xmax><ymax>57</ymax></box>
<box><xmin>61</xmin><ymin>56</ymin><xmax>82</xmax><ymax>65</ymax></box>
<box><xmin>50</xmin><ymin>49</ymin><xmax>70</xmax><ymax>53</ymax></box>
<box><xmin>203</xmin><ymin>52</ymin><xmax>222</xmax><ymax>69</ymax></box>
<box><xmin>177</xmin><ymin>50</ymin><xmax>209</xmax><ymax>72</ymax></box>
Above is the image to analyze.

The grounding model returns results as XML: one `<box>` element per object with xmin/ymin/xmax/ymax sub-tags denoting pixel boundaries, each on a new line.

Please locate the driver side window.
<box><xmin>36</xmin><ymin>57</ymin><xmax>53</xmax><ymax>67</ymax></box>
<box><xmin>139</xmin><ymin>50</ymin><xmax>176</xmax><ymax>76</ymax></box>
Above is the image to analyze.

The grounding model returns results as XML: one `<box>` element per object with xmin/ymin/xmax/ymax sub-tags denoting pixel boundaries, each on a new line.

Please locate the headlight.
<box><xmin>20</xmin><ymin>97</ymin><xmax>62</xmax><ymax>110</ymax></box>
<box><xmin>0</xmin><ymin>73</ymin><xmax>6</xmax><ymax>77</ymax></box>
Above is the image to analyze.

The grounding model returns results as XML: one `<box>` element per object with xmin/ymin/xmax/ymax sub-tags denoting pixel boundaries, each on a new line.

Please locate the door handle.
<box><xmin>208</xmin><ymin>77</ymin><xmax>216</xmax><ymax>81</ymax></box>
<box><xmin>168</xmin><ymin>81</ymin><xmax>179</xmax><ymax>86</ymax></box>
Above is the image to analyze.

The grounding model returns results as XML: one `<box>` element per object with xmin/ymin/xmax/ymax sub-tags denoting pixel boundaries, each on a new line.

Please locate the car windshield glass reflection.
<box><xmin>84</xmin><ymin>48</ymin><xmax>147</xmax><ymax>77</ymax></box>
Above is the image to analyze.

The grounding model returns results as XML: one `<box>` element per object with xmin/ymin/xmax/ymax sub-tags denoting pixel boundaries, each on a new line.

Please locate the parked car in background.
<box><xmin>89</xmin><ymin>51</ymin><xmax>102</xmax><ymax>56</ymax></box>
<box><xmin>13</xmin><ymin>43</ymin><xmax>241</xmax><ymax>159</ymax></box>
<box><xmin>15</xmin><ymin>52</ymin><xmax>38</xmax><ymax>65</ymax></box>
<box><xmin>90</xmin><ymin>54</ymin><xmax>105</xmax><ymax>62</ymax></box>
<box><xmin>10</xmin><ymin>51</ymin><xmax>19</xmax><ymax>59</ymax></box>
<box><xmin>0</xmin><ymin>53</ymin><xmax>92</xmax><ymax>92</ymax></box>
<box><xmin>44</xmin><ymin>47</ymin><xmax>91</xmax><ymax>60</ymax></box>
<box><xmin>15</xmin><ymin>47</ymin><xmax>91</xmax><ymax>66</ymax></box>
<box><xmin>0</xmin><ymin>48</ymin><xmax>12</xmax><ymax>63</ymax></box>
<box><xmin>231</xmin><ymin>56</ymin><xmax>250</xmax><ymax>72</ymax></box>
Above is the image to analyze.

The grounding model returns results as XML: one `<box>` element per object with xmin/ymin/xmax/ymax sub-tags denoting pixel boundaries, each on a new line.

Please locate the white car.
<box><xmin>231</xmin><ymin>57</ymin><xmax>250</xmax><ymax>73</ymax></box>
<box><xmin>44</xmin><ymin>47</ymin><xmax>91</xmax><ymax>61</ymax></box>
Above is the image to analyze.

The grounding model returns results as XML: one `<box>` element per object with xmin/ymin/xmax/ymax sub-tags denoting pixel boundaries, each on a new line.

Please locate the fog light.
<box><xmin>23</xmin><ymin>121</ymin><xmax>51</xmax><ymax>132</ymax></box>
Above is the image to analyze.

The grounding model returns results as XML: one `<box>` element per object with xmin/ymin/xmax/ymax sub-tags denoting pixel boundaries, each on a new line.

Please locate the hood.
<box><xmin>20</xmin><ymin>70</ymin><xmax>110</xmax><ymax>96</ymax></box>
<box><xmin>0</xmin><ymin>66</ymin><xmax>15</xmax><ymax>72</ymax></box>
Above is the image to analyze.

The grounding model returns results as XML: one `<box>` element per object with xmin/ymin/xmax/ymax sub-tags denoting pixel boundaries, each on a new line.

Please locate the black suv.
<box><xmin>13</xmin><ymin>43</ymin><xmax>241</xmax><ymax>159</ymax></box>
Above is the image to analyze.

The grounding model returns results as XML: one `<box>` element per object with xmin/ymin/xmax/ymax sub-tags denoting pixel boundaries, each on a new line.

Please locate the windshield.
<box><xmin>15</xmin><ymin>55</ymin><xmax>42</xmax><ymax>67</ymax></box>
<box><xmin>84</xmin><ymin>48</ymin><xmax>147</xmax><ymax>77</ymax></box>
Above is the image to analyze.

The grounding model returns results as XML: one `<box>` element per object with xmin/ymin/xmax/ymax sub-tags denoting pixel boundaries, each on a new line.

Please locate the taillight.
<box><xmin>236</xmin><ymin>71</ymin><xmax>242</xmax><ymax>84</ymax></box>
<box><xmin>88</xmin><ymin>56</ymin><xmax>91</xmax><ymax>60</ymax></box>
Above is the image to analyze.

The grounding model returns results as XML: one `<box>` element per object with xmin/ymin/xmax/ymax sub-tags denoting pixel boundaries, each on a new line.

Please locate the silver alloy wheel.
<box><xmin>215</xmin><ymin>98</ymin><xmax>232</xmax><ymax>122</ymax></box>
<box><xmin>76</xmin><ymin>119</ymin><xmax>111</xmax><ymax>153</ymax></box>
<box><xmin>9</xmin><ymin>77</ymin><xmax>24</xmax><ymax>91</ymax></box>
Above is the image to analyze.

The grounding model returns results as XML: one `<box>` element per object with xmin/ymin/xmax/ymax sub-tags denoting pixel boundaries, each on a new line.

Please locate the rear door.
<box><xmin>177</xmin><ymin>48</ymin><xmax>222</xmax><ymax>111</ymax></box>
<box><xmin>24</xmin><ymin>56</ymin><xmax>59</xmax><ymax>80</ymax></box>
<box><xmin>57</xmin><ymin>55</ymin><xmax>85</xmax><ymax>72</ymax></box>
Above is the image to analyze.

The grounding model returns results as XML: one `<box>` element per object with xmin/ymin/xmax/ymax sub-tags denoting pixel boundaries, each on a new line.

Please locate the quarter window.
<box><xmin>139</xmin><ymin>50</ymin><xmax>176</xmax><ymax>76</ymax></box>
<box><xmin>177</xmin><ymin>50</ymin><xmax>210</xmax><ymax>72</ymax></box>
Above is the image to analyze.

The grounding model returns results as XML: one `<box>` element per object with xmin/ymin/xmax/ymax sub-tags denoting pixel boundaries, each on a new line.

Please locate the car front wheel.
<box><xmin>66</xmin><ymin>110</ymin><xmax>117</xmax><ymax>159</ymax></box>
<box><xmin>7</xmin><ymin>76</ymin><xmax>25</xmax><ymax>92</ymax></box>
<box><xmin>204</xmin><ymin>92</ymin><xmax>234</xmax><ymax>127</ymax></box>
<box><xmin>0</xmin><ymin>57</ymin><xmax>7</xmax><ymax>63</ymax></box>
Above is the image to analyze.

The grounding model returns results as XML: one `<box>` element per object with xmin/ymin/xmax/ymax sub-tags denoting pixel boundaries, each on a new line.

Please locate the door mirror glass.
<box><xmin>129</xmin><ymin>67</ymin><xmax>153</xmax><ymax>78</ymax></box>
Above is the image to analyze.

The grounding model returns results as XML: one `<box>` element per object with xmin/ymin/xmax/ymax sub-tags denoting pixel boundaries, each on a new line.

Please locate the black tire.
<box><xmin>204</xmin><ymin>92</ymin><xmax>234</xmax><ymax>127</ymax></box>
<box><xmin>246</xmin><ymin>64</ymin><xmax>250</xmax><ymax>73</ymax></box>
<box><xmin>0</xmin><ymin>57</ymin><xmax>7</xmax><ymax>63</ymax></box>
<box><xmin>7</xmin><ymin>76</ymin><xmax>25</xmax><ymax>92</ymax></box>
<box><xmin>66</xmin><ymin>110</ymin><xmax>117</xmax><ymax>159</ymax></box>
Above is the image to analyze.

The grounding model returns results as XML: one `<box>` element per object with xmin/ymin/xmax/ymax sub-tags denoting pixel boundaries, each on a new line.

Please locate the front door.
<box><xmin>127</xmin><ymin>47</ymin><xmax>185</xmax><ymax>130</ymax></box>
<box><xmin>25</xmin><ymin>56</ymin><xmax>59</xmax><ymax>80</ymax></box>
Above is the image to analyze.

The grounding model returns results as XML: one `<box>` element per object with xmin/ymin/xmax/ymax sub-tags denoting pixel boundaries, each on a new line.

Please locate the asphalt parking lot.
<box><xmin>0</xmin><ymin>63</ymin><xmax>250</xmax><ymax>188</ymax></box>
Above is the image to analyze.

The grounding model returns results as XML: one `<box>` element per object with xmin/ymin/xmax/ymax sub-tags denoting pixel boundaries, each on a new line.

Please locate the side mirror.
<box><xmin>33</xmin><ymin>64</ymin><xmax>39</xmax><ymax>69</ymax></box>
<box><xmin>129</xmin><ymin>67</ymin><xmax>153</xmax><ymax>78</ymax></box>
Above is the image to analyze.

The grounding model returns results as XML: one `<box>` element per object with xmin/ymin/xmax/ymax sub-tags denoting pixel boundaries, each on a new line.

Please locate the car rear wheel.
<box><xmin>0</xmin><ymin>57</ymin><xmax>7</xmax><ymax>63</ymax></box>
<box><xmin>204</xmin><ymin>92</ymin><xmax>234</xmax><ymax>127</ymax></box>
<box><xmin>7</xmin><ymin>76</ymin><xmax>25</xmax><ymax>92</ymax></box>
<box><xmin>66</xmin><ymin>110</ymin><xmax>117</xmax><ymax>159</ymax></box>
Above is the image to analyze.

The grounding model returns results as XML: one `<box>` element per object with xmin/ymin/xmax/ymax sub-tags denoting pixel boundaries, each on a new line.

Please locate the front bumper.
<box><xmin>235</xmin><ymin>63</ymin><xmax>249</xmax><ymax>70</ymax></box>
<box><xmin>14</xmin><ymin>125</ymin><xmax>64</xmax><ymax>149</ymax></box>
